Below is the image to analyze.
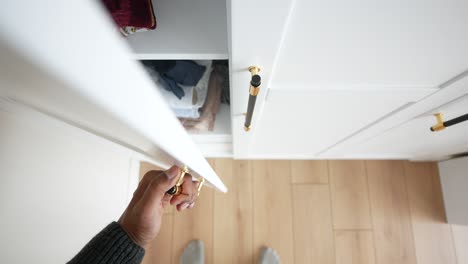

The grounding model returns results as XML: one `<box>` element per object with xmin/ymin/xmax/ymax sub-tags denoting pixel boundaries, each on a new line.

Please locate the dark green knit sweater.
<box><xmin>68</xmin><ymin>222</ymin><xmax>145</xmax><ymax>264</ymax></box>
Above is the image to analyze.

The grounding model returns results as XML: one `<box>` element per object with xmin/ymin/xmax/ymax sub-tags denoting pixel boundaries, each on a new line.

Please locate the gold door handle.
<box><xmin>166</xmin><ymin>166</ymin><xmax>189</xmax><ymax>195</ymax></box>
<box><xmin>244</xmin><ymin>66</ymin><xmax>261</xmax><ymax>131</ymax></box>
<box><xmin>430</xmin><ymin>113</ymin><xmax>445</xmax><ymax>132</ymax></box>
<box><xmin>430</xmin><ymin>112</ymin><xmax>468</xmax><ymax>132</ymax></box>
<box><xmin>166</xmin><ymin>166</ymin><xmax>205</xmax><ymax>197</ymax></box>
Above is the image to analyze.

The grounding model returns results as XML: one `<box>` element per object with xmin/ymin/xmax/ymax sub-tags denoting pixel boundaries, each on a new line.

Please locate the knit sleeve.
<box><xmin>68</xmin><ymin>222</ymin><xmax>145</xmax><ymax>264</ymax></box>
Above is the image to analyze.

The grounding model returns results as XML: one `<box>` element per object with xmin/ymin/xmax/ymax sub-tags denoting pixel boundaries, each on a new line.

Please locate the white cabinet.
<box><xmin>323</xmin><ymin>73</ymin><xmax>468</xmax><ymax>159</ymax></box>
<box><xmin>230</xmin><ymin>0</ymin><xmax>468</xmax><ymax>159</ymax></box>
<box><xmin>2</xmin><ymin>0</ymin><xmax>468</xmax><ymax>161</ymax></box>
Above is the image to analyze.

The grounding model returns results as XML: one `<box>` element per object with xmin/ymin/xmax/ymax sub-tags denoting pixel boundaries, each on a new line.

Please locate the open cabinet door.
<box><xmin>0</xmin><ymin>1</ymin><xmax>226</xmax><ymax>192</ymax></box>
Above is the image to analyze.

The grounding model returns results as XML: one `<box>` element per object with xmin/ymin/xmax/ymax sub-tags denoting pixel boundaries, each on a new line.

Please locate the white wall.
<box><xmin>0</xmin><ymin>101</ymin><xmax>140</xmax><ymax>263</ymax></box>
<box><xmin>439</xmin><ymin>157</ymin><xmax>468</xmax><ymax>225</ymax></box>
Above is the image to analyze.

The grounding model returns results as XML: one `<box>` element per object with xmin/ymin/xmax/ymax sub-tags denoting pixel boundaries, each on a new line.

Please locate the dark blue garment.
<box><xmin>165</xmin><ymin>61</ymin><xmax>206</xmax><ymax>86</ymax></box>
<box><xmin>158</xmin><ymin>74</ymin><xmax>186</xmax><ymax>99</ymax></box>
<box><xmin>143</xmin><ymin>60</ymin><xmax>206</xmax><ymax>100</ymax></box>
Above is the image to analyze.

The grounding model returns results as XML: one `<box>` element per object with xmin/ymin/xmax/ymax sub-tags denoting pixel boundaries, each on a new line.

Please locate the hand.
<box><xmin>118</xmin><ymin>165</ymin><xmax>200</xmax><ymax>249</ymax></box>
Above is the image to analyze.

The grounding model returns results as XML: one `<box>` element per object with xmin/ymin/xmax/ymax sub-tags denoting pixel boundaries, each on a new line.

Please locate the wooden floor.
<box><xmin>140</xmin><ymin>160</ymin><xmax>468</xmax><ymax>264</ymax></box>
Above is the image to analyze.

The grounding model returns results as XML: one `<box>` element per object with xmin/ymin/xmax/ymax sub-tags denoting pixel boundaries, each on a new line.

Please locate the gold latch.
<box><xmin>430</xmin><ymin>113</ymin><xmax>446</xmax><ymax>132</ymax></box>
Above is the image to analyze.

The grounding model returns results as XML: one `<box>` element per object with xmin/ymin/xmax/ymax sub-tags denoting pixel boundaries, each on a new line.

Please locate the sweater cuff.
<box><xmin>68</xmin><ymin>222</ymin><xmax>145</xmax><ymax>264</ymax></box>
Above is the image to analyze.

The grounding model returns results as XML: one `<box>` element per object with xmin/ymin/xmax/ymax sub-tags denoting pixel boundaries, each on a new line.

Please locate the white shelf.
<box><xmin>127</xmin><ymin>0</ymin><xmax>228</xmax><ymax>60</ymax></box>
<box><xmin>133</xmin><ymin>53</ymin><xmax>228</xmax><ymax>60</ymax></box>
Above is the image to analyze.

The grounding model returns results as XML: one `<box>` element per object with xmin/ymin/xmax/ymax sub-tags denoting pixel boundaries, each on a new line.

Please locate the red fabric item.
<box><xmin>102</xmin><ymin>0</ymin><xmax>156</xmax><ymax>29</ymax></box>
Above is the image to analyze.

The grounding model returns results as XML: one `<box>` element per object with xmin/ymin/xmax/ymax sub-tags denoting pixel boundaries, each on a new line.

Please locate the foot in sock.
<box><xmin>258</xmin><ymin>247</ymin><xmax>281</xmax><ymax>264</ymax></box>
<box><xmin>180</xmin><ymin>240</ymin><xmax>204</xmax><ymax>264</ymax></box>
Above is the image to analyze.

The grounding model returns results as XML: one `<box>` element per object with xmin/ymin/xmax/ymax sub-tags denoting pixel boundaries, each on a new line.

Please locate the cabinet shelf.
<box><xmin>126</xmin><ymin>0</ymin><xmax>228</xmax><ymax>60</ymax></box>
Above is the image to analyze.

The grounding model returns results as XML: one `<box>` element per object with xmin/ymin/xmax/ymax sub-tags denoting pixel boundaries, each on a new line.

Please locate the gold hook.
<box><xmin>430</xmin><ymin>113</ymin><xmax>446</xmax><ymax>132</ymax></box>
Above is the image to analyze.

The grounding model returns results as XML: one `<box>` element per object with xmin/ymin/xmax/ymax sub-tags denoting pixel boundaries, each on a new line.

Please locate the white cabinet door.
<box><xmin>245</xmin><ymin>88</ymin><xmax>435</xmax><ymax>159</ymax></box>
<box><xmin>323</xmin><ymin>73</ymin><xmax>468</xmax><ymax>160</ymax></box>
<box><xmin>229</xmin><ymin>0</ymin><xmax>294</xmax><ymax>157</ymax></box>
<box><xmin>0</xmin><ymin>1</ymin><xmax>226</xmax><ymax>192</ymax></box>
<box><xmin>270</xmin><ymin>0</ymin><xmax>468</xmax><ymax>90</ymax></box>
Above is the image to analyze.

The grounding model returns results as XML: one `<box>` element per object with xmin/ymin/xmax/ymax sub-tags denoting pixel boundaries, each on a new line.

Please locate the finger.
<box><xmin>169</xmin><ymin>184</ymin><xmax>198</xmax><ymax>207</ymax></box>
<box><xmin>165</xmin><ymin>171</ymin><xmax>194</xmax><ymax>206</ymax></box>
<box><xmin>181</xmin><ymin>175</ymin><xmax>195</xmax><ymax>199</ymax></box>
<box><xmin>177</xmin><ymin>202</ymin><xmax>190</xmax><ymax>211</ymax></box>
<box><xmin>169</xmin><ymin>174</ymin><xmax>193</xmax><ymax>205</ymax></box>
<box><xmin>138</xmin><ymin>166</ymin><xmax>181</xmax><ymax>210</ymax></box>
<box><xmin>170</xmin><ymin>193</ymin><xmax>190</xmax><ymax>206</ymax></box>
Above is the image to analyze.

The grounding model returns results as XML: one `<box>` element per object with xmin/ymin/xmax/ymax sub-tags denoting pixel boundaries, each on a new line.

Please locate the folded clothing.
<box><xmin>183</xmin><ymin>60</ymin><xmax>212</xmax><ymax>110</ymax></box>
<box><xmin>143</xmin><ymin>60</ymin><xmax>212</xmax><ymax>119</ymax></box>
<box><xmin>143</xmin><ymin>60</ymin><xmax>207</xmax><ymax>100</ymax></box>
<box><xmin>180</xmin><ymin>69</ymin><xmax>223</xmax><ymax>132</ymax></box>
<box><xmin>101</xmin><ymin>0</ymin><xmax>157</xmax><ymax>36</ymax></box>
<box><xmin>173</xmin><ymin>108</ymin><xmax>200</xmax><ymax>119</ymax></box>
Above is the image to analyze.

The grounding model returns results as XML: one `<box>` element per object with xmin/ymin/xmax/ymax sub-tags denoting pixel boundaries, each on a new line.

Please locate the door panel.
<box><xmin>334</xmin><ymin>95</ymin><xmax>468</xmax><ymax>160</ymax></box>
<box><xmin>247</xmin><ymin>89</ymin><xmax>435</xmax><ymax>158</ymax></box>
<box><xmin>0</xmin><ymin>1</ymin><xmax>226</xmax><ymax>192</ymax></box>
<box><xmin>322</xmin><ymin>72</ymin><xmax>468</xmax><ymax>159</ymax></box>
<box><xmin>229</xmin><ymin>0</ymin><xmax>293</xmax><ymax>157</ymax></box>
<box><xmin>271</xmin><ymin>0</ymin><xmax>468</xmax><ymax>90</ymax></box>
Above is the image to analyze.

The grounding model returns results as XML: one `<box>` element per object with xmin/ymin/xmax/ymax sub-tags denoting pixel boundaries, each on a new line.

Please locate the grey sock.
<box><xmin>259</xmin><ymin>247</ymin><xmax>281</xmax><ymax>264</ymax></box>
<box><xmin>180</xmin><ymin>240</ymin><xmax>204</xmax><ymax>264</ymax></box>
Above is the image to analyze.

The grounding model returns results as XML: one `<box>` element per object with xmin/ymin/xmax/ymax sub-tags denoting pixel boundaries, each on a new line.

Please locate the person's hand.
<box><xmin>118</xmin><ymin>165</ymin><xmax>200</xmax><ymax>249</ymax></box>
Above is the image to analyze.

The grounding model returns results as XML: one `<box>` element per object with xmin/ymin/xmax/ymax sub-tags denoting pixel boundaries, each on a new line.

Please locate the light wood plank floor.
<box><xmin>141</xmin><ymin>160</ymin><xmax>468</xmax><ymax>264</ymax></box>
